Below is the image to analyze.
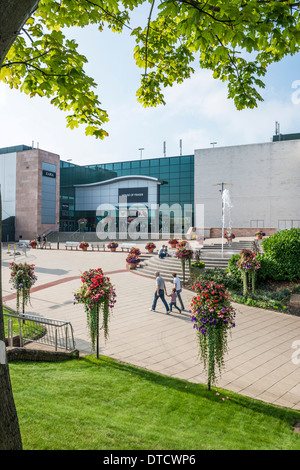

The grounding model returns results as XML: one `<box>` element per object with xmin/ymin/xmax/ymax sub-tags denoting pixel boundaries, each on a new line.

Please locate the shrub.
<box><xmin>197</xmin><ymin>267</ymin><xmax>241</xmax><ymax>291</ymax></box>
<box><xmin>255</xmin><ymin>253</ymin><xmax>281</xmax><ymax>282</ymax></box>
<box><xmin>227</xmin><ymin>254</ymin><xmax>242</xmax><ymax>282</ymax></box>
<box><xmin>262</xmin><ymin>228</ymin><xmax>300</xmax><ymax>281</ymax></box>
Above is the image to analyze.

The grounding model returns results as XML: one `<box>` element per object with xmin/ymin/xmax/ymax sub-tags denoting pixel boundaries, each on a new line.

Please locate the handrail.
<box><xmin>4</xmin><ymin>312</ymin><xmax>76</xmax><ymax>351</ymax></box>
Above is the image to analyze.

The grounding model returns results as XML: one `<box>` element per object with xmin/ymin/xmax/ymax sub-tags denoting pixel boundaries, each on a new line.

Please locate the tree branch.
<box><xmin>80</xmin><ymin>0</ymin><xmax>132</xmax><ymax>30</ymax></box>
<box><xmin>144</xmin><ymin>0</ymin><xmax>156</xmax><ymax>77</ymax></box>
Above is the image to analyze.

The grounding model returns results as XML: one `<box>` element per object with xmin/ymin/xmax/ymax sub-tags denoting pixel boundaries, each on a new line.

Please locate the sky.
<box><xmin>0</xmin><ymin>13</ymin><xmax>300</xmax><ymax>166</ymax></box>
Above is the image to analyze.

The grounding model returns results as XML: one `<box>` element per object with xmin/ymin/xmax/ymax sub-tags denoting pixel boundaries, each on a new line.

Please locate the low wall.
<box><xmin>209</xmin><ymin>227</ymin><xmax>277</xmax><ymax>238</ymax></box>
<box><xmin>7</xmin><ymin>347</ymin><xmax>79</xmax><ymax>362</ymax></box>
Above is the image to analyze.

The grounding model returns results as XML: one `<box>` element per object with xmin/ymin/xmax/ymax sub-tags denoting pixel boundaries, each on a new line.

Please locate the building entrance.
<box><xmin>60</xmin><ymin>220</ymin><xmax>76</xmax><ymax>232</ymax></box>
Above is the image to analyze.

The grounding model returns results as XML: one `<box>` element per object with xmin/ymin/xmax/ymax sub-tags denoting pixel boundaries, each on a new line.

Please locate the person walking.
<box><xmin>172</xmin><ymin>272</ymin><xmax>185</xmax><ymax>311</ymax></box>
<box><xmin>41</xmin><ymin>233</ymin><xmax>47</xmax><ymax>249</ymax></box>
<box><xmin>167</xmin><ymin>288</ymin><xmax>182</xmax><ymax>313</ymax></box>
<box><xmin>149</xmin><ymin>272</ymin><xmax>170</xmax><ymax>313</ymax></box>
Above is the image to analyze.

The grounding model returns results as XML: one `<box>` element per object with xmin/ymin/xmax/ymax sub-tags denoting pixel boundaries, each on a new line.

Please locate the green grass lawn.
<box><xmin>9</xmin><ymin>355</ymin><xmax>300</xmax><ymax>450</ymax></box>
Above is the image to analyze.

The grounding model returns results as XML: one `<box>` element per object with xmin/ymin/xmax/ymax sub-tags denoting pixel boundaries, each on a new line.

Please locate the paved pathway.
<box><xmin>2</xmin><ymin>243</ymin><xmax>300</xmax><ymax>410</ymax></box>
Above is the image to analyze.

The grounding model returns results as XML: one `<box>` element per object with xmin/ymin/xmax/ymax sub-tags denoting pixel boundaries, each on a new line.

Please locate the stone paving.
<box><xmin>2</xmin><ymin>241</ymin><xmax>300</xmax><ymax>410</ymax></box>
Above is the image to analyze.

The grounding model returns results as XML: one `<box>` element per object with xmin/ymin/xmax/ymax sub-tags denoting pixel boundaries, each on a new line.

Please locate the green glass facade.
<box><xmin>59</xmin><ymin>155</ymin><xmax>194</xmax><ymax>232</ymax></box>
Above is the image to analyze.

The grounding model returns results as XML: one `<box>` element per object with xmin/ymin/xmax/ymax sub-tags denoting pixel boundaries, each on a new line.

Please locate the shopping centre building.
<box><xmin>0</xmin><ymin>134</ymin><xmax>299</xmax><ymax>241</ymax></box>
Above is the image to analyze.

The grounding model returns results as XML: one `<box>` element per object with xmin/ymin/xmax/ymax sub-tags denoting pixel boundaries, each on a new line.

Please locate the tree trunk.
<box><xmin>0</xmin><ymin>188</ymin><xmax>23</xmax><ymax>450</ymax></box>
<box><xmin>0</xmin><ymin>0</ymin><xmax>40</xmax><ymax>68</ymax></box>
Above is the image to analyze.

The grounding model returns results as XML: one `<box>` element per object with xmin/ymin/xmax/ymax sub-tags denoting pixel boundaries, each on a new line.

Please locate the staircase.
<box><xmin>137</xmin><ymin>254</ymin><xmax>186</xmax><ymax>282</ymax></box>
<box><xmin>137</xmin><ymin>239</ymin><xmax>258</xmax><ymax>281</ymax></box>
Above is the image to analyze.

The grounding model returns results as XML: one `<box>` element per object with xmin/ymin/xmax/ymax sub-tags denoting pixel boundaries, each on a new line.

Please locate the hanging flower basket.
<box><xmin>176</xmin><ymin>240</ymin><xmax>188</xmax><ymax>248</ymax></box>
<box><xmin>74</xmin><ymin>268</ymin><xmax>116</xmax><ymax>358</ymax></box>
<box><xmin>174</xmin><ymin>246</ymin><xmax>193</xmax><ymax>283</ymax></box>
<box><xmin>78</xmin><ymin>218</ymin><xmax>88</xmax><ymax>231</ymax></box>
<box><xmin>190</xmin><ymin>280</ymin><xmax>236</xmax><ymax>390</ymax></box>
<box><xmin>9</xmin><ymin>262</ymin><xmax>37</xmax><ymax>313</ymax></box>
<box><xmin>236</xmin><ymin>249</ymin><xmax>261</xmax><ymax>296</ymax></box>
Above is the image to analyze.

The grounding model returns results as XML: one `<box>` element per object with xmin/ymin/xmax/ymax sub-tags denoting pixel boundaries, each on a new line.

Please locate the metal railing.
<box><xmin>4</xmin><ymin>312</ymin><xmax>76</xmax><ymax>351</ymax></box>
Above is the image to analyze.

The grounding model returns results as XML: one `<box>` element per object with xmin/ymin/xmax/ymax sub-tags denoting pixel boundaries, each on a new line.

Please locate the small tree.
<box><xmin>190</xmin><ymin>280</ymin><xmax>236</xmax><ymax>390</ymax></box>
<box><xmin>74</xmin><ymin>268</ymin><xmax>116</xmax><ymax>358</ymax></box>
<box><xmin>236</xmin><ymin>249</ymin><xmax>261</xmax><ymax>296</ymax></box>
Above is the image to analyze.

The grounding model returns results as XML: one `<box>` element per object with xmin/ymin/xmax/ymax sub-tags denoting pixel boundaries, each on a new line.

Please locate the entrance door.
<box><xmin>61</xmin><ymin>220</ymin><xmax>76</xmax><ymax>232</ymax></box>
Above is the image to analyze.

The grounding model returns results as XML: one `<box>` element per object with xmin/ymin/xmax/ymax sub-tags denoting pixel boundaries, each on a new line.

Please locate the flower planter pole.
<box><xmin>190</xmin><ymin>281</ymin><xmax>236</xmax><ymax>391</ymax></box>
<box><xmin>74</xmin><ymin>268</ymin><xmax>116</xmax><ymax>359</ymax></box>
<box><xmin>237</xmin><ymin>249</ymin><xmax>261</xmax><ymax>296</ymax></box>
<box><xmin>175</xmin><ymin>247</ymin><xmax>193</xmax><ymax>285</ymax></box>
<box><xmin>9</xmin><ymin>263</ymin><xmax>37</xmax><ymax>314</ymax></box>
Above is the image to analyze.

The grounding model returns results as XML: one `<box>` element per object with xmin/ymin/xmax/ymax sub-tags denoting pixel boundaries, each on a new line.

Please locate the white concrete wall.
<box><xmin>75</xmin><ymin>177</ymin><xmax>159</xmax><ymax>211</ymax></box>
<box><xmin>194</xmin><ymin>140</ymin><xmax>300</xmax><ymax>229</ymax></box>
<box><xmin>0</xmin><ymin>152</ymin><xmax>16</xmax><ymax>220</ymax></box>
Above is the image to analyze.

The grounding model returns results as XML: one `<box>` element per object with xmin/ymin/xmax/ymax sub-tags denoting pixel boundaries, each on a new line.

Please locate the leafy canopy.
<box><xmin>1</xmin><ymin>0</ymin><xmax>300</xmax><ymax>137</ymax></box>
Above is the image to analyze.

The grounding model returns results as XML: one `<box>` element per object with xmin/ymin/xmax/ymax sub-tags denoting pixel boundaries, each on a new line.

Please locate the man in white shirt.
<box><xmin>172</xmin><ymin>273</ymin><xmax>185</xmax><ymax>311</ymax></box>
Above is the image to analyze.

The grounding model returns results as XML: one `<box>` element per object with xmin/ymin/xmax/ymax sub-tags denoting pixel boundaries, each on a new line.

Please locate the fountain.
<box><xmin>221</xmin><ymin>188</ymin><xmax>233</xmax><ymax>258</ymax></box>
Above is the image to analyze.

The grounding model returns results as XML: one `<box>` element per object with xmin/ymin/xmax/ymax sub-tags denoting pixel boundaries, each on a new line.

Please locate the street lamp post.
<box><xmin>139</xmin><ymin>148</ymin><xmax>144</xmax><ymax>160</ymax></box>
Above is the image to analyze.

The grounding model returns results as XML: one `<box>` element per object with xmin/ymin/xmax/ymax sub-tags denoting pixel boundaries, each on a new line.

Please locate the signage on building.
<box><xmin>42</xmin><ymin>169</ymin><xmax>56</xmax><ymax>178</ymax></box>
<box><xmin>61</xmin><ymin>203</ymin><xmax>69</xmax><ymax>218</ymax></box>
<box><xmin>118</xmin><ymin>187</ymin><xmax>148</xmax><ymax>203</ymax></box>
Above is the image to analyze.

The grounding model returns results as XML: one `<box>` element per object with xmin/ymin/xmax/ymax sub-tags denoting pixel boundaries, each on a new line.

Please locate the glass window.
<box><xmin>140</xmin><ymin>160</ymin><xmax>149</xmax><ymax>168</ymax></box>
<box><xmin>180</xmin><ymin>171</ymin><xmax>192</xmax><ymax>179</ymax></box>
<box><xmin>169</xmin><ymin>178</ymin><xmax>180</xmax><ymax>187</ymax></box>
<box><xmin>169</xmin><ymin>195</ymin><xmax>181</xmax><ymax>204</ymax></box>
<box><xmin>159</xmin><ymin>171</ymin><xmax>170</xmax><ymax>180</ymax></box>
<box><xmin>160</xmin><ymin>186</ymin><xmax>169</xmax><ymax>194</ymax></box>
<box><xmin>150</xmin><ymin>159</ymin><xmax>159</xmax><ymax>167</ymax></box>
<box><xmin>169</xmin><ymin>186</ymin><xmax>180</xmax><ymax>195</ymax></box>
<box><xmin>180</xmin><ymin>186</ymin><xmax>192</xmax><ymax>194</ymax></box>
<box><xmin>180</xmin><ymin>178</ymin><xmax>191</xmax><ymax>186</ymax></box>
<box><xmin>113</xmin><ymin>163</ymin><xmax>121</xmax><ymax>170</ymax></box>
<box><xmin>159</xmin><ymin>158</ymin><xmax>170</xmax><ymax>166</ymax></box>
<box><xmin>181</xmin><ymin>155</ymin><xmax>192</xmax><ymax>165</ymax></box>
<box><xmin>104</xmin><ymin>163</ymin><xmax>113</xmax><ymax>170</ymax></box>
<box><xmin>131</xmin><ymin>161</ymin><xmax>140</xmax><ymax>169</ymax></box>
<box><xmin>122</xmin><ymin>162</ymin><xmax>131</xmax><ymax>169</ymax></box>
<box><xmin>120</xmin><ymin>169</ymin><xmax>131</xmax><ymax>176</ymax></box>
<box><xmin>169</xmin><ymin>164</ymin><xmax>180</xmax><ymax>174</ymax></box>
<box><xmin>149</xmin><ymin>168</ymin><xmax>160</xmax><ymax>177</ymax></box>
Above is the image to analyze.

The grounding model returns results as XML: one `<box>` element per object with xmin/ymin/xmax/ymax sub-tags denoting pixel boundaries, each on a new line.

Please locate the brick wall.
<box><xmin>209</xmin><ymin>227</ymin><xmax>277</xmax><ymax>238</ymax></box>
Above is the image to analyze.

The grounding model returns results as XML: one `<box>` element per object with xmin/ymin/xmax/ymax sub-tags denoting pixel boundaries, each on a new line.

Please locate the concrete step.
<box><xmin>137</xmin><ymin>252</ymin><xmax>229</xmax><ymax>281</ymax></box>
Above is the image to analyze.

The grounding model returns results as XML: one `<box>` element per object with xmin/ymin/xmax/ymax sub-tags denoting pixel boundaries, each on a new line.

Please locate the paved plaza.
<box><xmin>2</xmin><ymin>242</ymin><xmax>300</xmax><ymax>410</ymax></box>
